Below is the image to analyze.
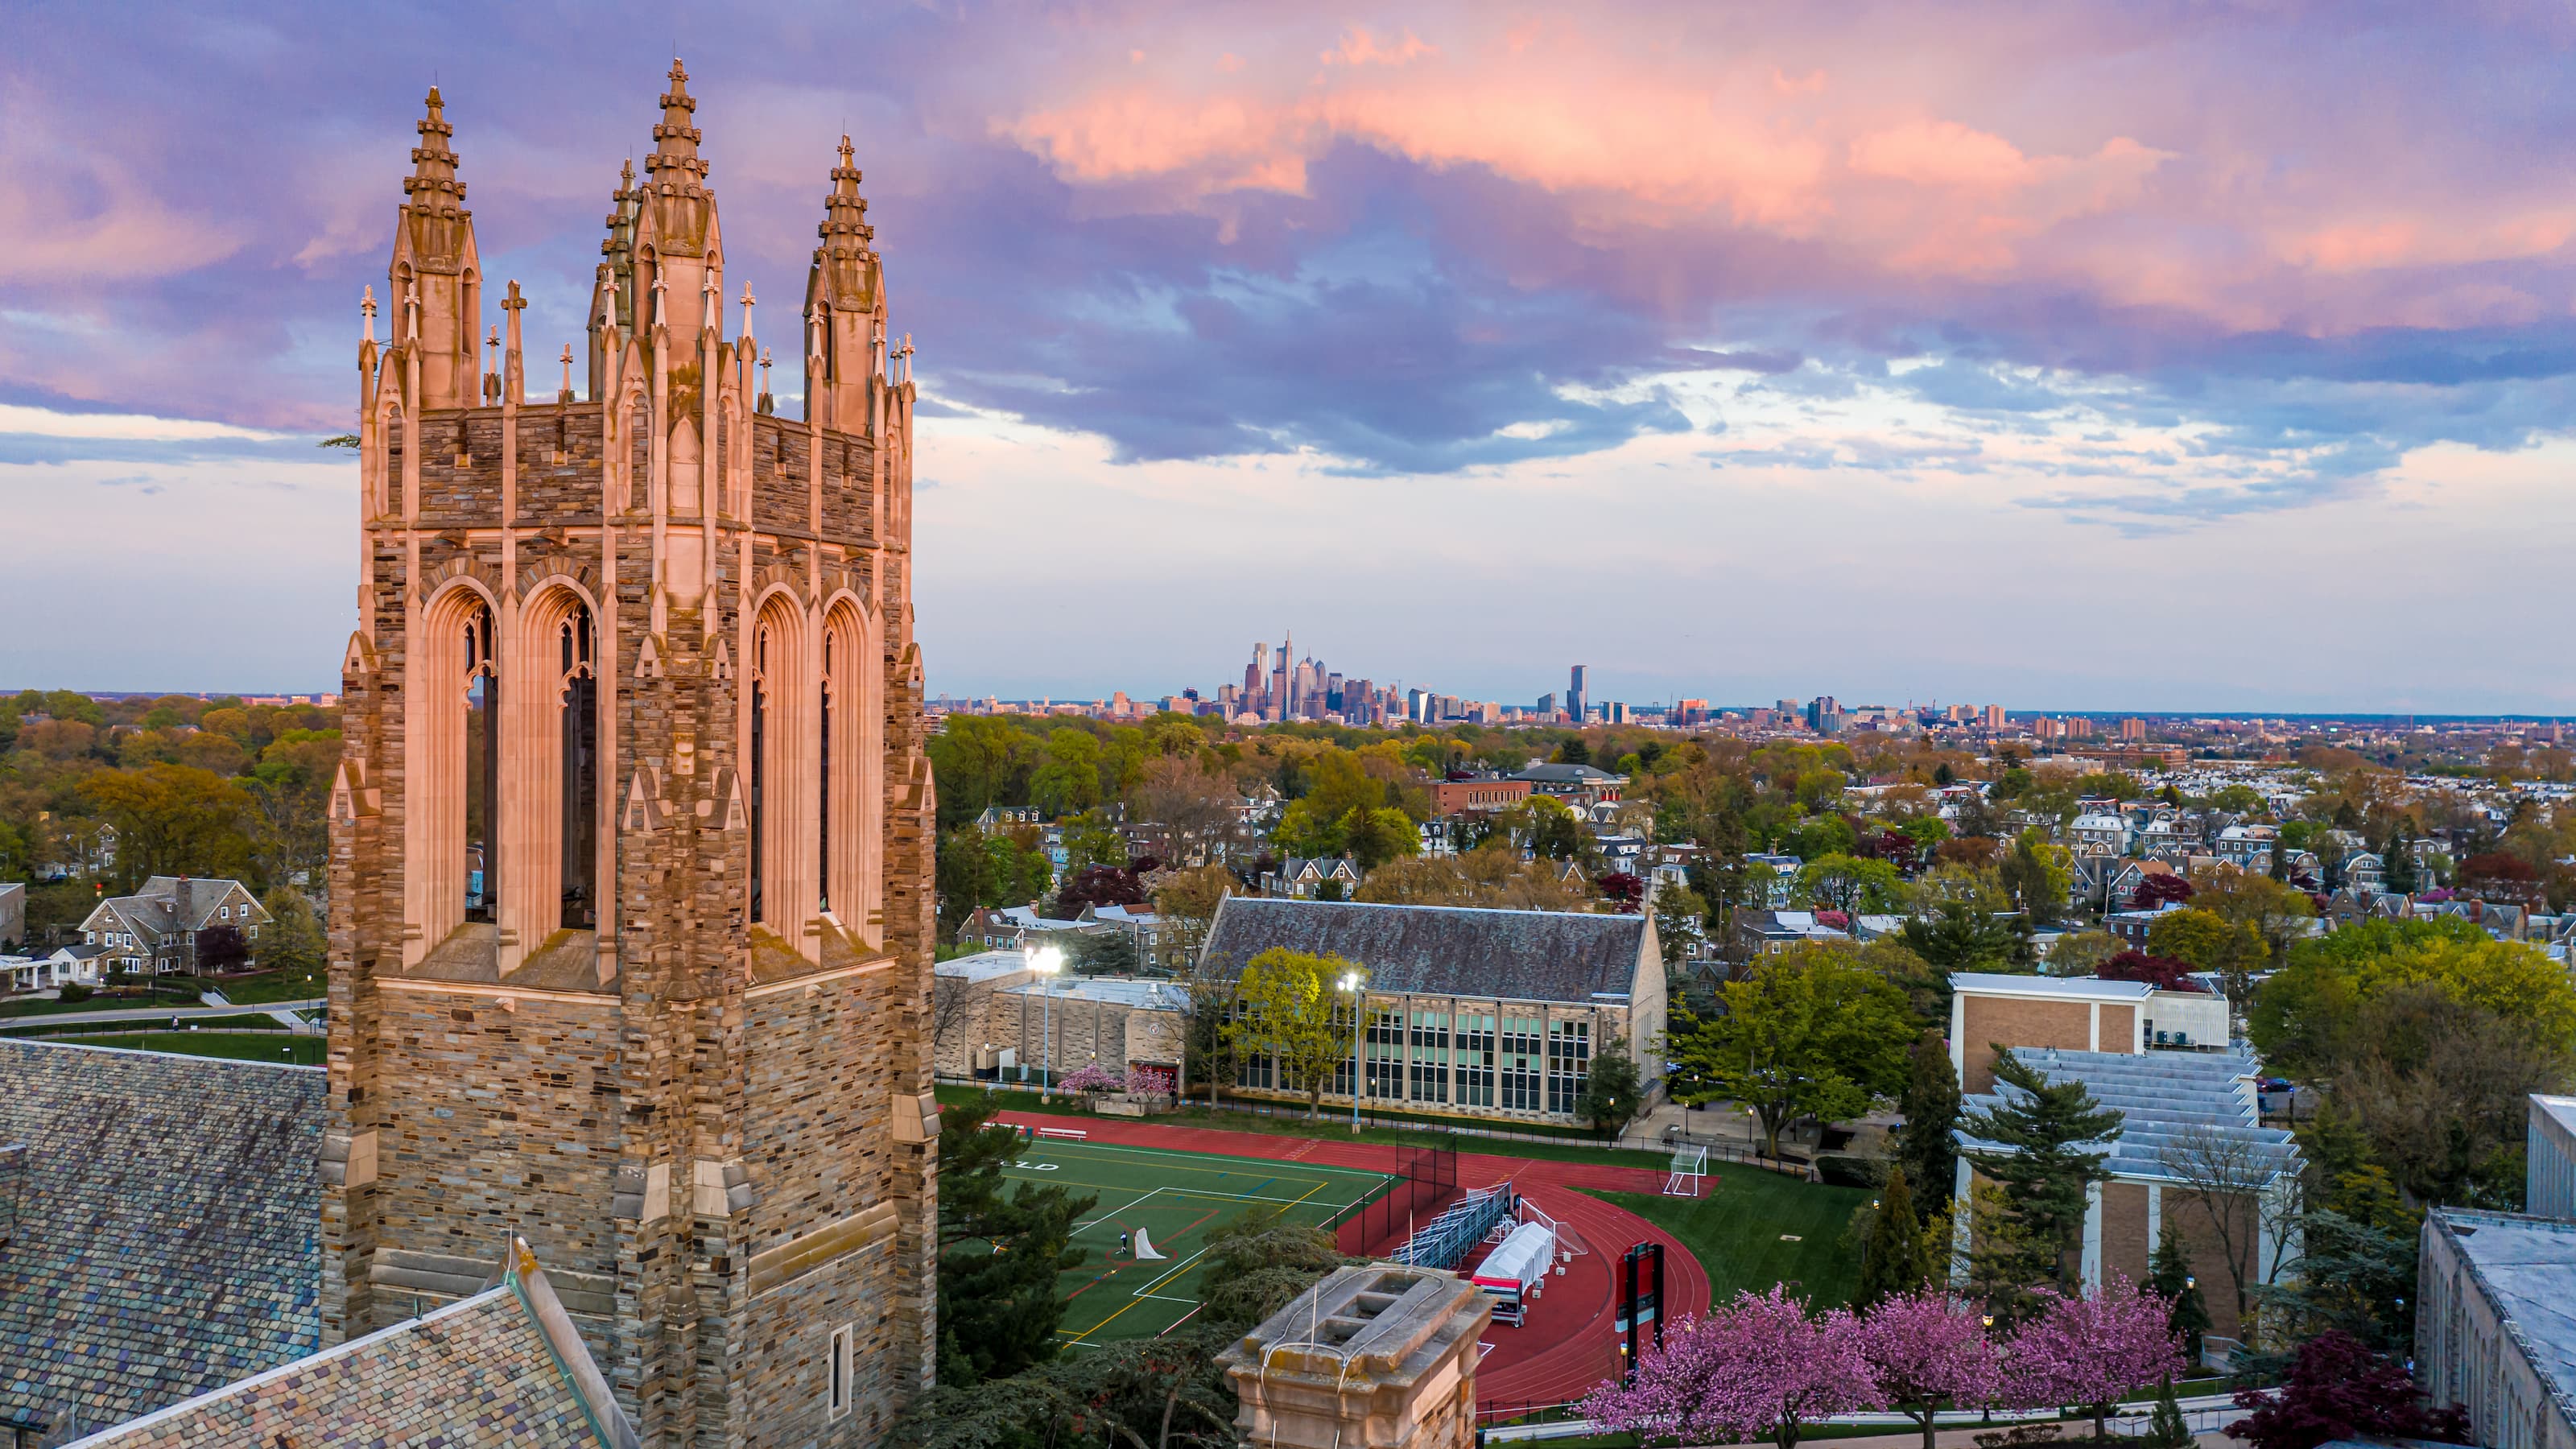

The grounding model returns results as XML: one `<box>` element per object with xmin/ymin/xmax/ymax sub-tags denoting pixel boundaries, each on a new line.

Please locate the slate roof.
<box><xmin>1199</xmin><ymin>897</ymin><xmax>1649</xmax><ymax>1004</ymax></box>
<box><xmin>0</xmin><ymin>1040</ymin><xmax>323</xmax><ymax>1440</ymax></box>
<box><xmin>1957</xmin><ymin>1046</ymin><xmax>2299</xmax><ymax>1188</ymax></box>
<box><xmin>65</xmin><ymin>1246</ymin><xmax>637</xmax><ymax>1449</ymax></box>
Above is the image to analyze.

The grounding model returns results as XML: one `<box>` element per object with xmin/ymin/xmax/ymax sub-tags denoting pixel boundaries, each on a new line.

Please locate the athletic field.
<box><xmin>1003</xmin><ymin>1133</ymin><xmax>1396</xmax><ymax>1348</ymax></box>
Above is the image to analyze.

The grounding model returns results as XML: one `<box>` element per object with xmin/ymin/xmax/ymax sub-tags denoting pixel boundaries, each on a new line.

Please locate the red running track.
<box><xmin>991</xmin><ymin>1112</ymin><xmax>1712</xmax><ymax>1410</ymax></box>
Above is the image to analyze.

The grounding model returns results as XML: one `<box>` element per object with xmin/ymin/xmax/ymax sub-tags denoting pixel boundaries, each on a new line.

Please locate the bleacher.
<box><xmin>1389</xmin><ymin>1183</ymin><xmax>1516</xmax><ymax>1271</ymax></box>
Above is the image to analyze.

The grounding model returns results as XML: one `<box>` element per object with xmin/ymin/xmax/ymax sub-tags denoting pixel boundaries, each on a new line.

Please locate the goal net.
<box><xmin>1664</xmin><ymin>1144</ymin><xmax>1707</xmax><ymax>1197</ymax></box>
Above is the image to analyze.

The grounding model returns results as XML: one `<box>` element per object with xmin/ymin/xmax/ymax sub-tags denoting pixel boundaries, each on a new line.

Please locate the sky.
<box><xmin>5</xmin><ymin>2</ymin><xmax>2575</xmax><ymax>712</ymax></box>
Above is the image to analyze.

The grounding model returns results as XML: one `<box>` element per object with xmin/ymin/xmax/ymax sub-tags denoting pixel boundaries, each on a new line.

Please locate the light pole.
<box><xmin>1340</xmin><ymin>970</ymin><xmax>1367</xmax><ymax>1134</ymax></box>
<box><xmin>1030</xmin><ymin>944</ymin><xmax>1065</xmax><ymax>1099</ymax></box>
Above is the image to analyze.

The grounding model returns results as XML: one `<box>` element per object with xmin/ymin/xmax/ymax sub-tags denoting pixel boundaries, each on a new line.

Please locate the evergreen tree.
<box><xmin>935</xmin><ymin>1094</ymin><xmax>1098</xmax><ymax>1386</ymax></box>
<box><xmin>2143</xmin><ymin>1377</ymin><xmax>2194</xmax><ymax>1449</ymax></box>
<box><xmin>2382</xmin><ymin>831</ymin><xmax>2418</xmax><ymax>895</ymax></box>
<box><xmin>2148</xmin><ymin>1224</ymin><xmax>2212</xmax><ymax>1364</ymax></box>
<box><xmin>1959</xmin><ymin>1047</ymin><xmax>2122</xmax><ymax>1291</ymax></box>
<box><xmin>1857</xmin><ymin>1166</ymin><xmax>1930</xmax><ymax>1306</ymax></box>
<box><xmin>1893</xmin><ymin>1033</ymin><xmax>1959</xmax><ymax>1214</ymax></box>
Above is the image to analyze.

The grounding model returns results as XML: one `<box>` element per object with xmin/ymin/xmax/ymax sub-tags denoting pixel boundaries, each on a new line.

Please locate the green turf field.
<box><xmin>1005</xmin><ymin>1134</ymin><xmax>1395</xmax><ymax>1348</ymax></box>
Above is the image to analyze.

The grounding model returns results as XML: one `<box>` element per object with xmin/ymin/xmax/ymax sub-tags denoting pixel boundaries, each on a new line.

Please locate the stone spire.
<box><xmin>805</xmin><ymin>134</ymin><xmax>884</xmax><ymax>429</ymax></box>
<box><xmin>389</xmin><ymin>85</ymin><xmax>482</xmax><ymax>410</ymax></box>
<box><xmin>812</xmin><ymin>135</ymin><xmax>878</xmax><ymax>310</ymax></box>
<box><xmin>638</xmin><ymin>59</ymin><xmax>715</xmax><ymax>259</ymax></box>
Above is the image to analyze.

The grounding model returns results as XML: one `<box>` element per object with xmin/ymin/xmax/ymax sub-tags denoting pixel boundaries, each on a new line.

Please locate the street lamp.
<box><xmin>1340</xmin><ymin>970</ymin><xmax>1367</xmax><ymax>1134</ymax></box>
<box><xmin>1030</xmin><ymin>944</ymin><xmax>1065</xmax><ymax>1098</ymax></box>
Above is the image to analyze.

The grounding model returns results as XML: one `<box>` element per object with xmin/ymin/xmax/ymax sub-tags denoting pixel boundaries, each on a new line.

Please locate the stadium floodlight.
<box><xmin>1030</xmin><ymin>944</ymin><xmax>1066</xmax><ymax>1094</ymax></box>
<box><xmin>1340</xmin><ymin>969</ymin><xmax>1367</xmax><ymax>1133</ymax></box>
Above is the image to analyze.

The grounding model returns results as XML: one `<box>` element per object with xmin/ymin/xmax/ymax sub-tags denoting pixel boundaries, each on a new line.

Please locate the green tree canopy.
<box><xmin>1228</xmin><ymin>948</ymin><xmax>1364</xmax><ymax>1117</ymax></box>
<box><xmin>1958</xmin><ymin>1046</ymin><xmax>2123</xmax><ymax>1296</ymax></box>
<box><xmin>1666</xmin><ymin>945</ymin><xmax>1915</xmax><ymax>1158</ymax></box>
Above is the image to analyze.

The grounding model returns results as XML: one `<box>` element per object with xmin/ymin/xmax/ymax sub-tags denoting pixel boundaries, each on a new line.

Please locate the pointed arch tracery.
<box><xmin>405</xmin><ymin>578</ymin><xmax>502</xmax><ymax>962</ymax></box>
<box><xmin>746</xmin><ymin>587</ymin><xmax>819</xmax><ymax>943</ymax></box>
<box><xmin>821</xmin><ymin>592</ymin><xmax>883</xmax><ymax>945</ymax></box>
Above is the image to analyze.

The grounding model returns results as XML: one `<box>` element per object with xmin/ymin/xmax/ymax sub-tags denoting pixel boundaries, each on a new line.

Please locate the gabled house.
<box><xmin>1261</xmin><ymin>856</ymin><xmax>1360</xmax><ymax>899</ymax></box>
<box><xmin>77</xmin><ymin>876</ymin><xmax>270</xmax><ymax>976</ymax></box>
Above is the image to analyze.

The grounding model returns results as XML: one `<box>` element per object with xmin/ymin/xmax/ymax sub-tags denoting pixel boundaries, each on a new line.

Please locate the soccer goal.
<box><xmin>1664</xmin><ymin>1144</ymin><xmax>1708</xmax><ymax>1198</ymax></box>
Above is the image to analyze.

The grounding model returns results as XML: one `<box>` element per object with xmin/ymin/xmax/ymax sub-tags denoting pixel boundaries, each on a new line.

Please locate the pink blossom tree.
<box><xmin>2008</xmin><ymin>1277</ymin><xmax>2187</xmax><ymax>1442</ymax></box>
<box><xmin>1576</xmin><ymin>1286</ymin><xmax>1882</xmax><ymax>1449</ymax></box>
<box><xmin>1056</xmin><ymin>1062</ymin><xmax>1125</xmax><ymax>1096</ymax></box>
<box><xmin>1857</xmin><ymin>1290</ymin><xmax>2006</xmax><ymax>1449</ymax></box>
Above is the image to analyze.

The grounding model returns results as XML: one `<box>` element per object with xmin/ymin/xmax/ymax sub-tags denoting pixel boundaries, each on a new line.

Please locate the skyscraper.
<box><xmin>1568</xmin><ymin>664</ymin><xmax>1588</xmax><ymax>723</ymax></box>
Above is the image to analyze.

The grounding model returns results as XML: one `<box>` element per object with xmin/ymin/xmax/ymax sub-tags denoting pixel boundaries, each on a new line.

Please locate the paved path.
<box><xmin>0</xmin><ymin>1000</ymin><xmax>324</xmax><ymax>1029</ymax></box>
<box><xmin>986</xmin><ymin>1110</ymin><xmax>1712</xmax><ymax>1412</ymax></box>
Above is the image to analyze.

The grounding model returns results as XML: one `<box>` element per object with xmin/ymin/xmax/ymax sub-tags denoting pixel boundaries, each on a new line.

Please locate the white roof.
<box><xmin>1001</xmin><ymin>975</ymin><xmax>1187</xmax><ymax>1009</ymax></box>
<box><xmin>2072</xmin><ymin>815</ymin><xmax>2128</xmax><ymax>830</ymax></box>
<box><xmin>935</xmin><ymin>950</ymin><xmax>1031</xmax><ymax>984</ymax></box>
<box><xmin>1472</xmin><ymin>1220</ymin><xmax>1555</xmax><ymax>1291</ymax></box>
<box><xmin>1950</xmin><ymin>972</ymin><xmax>2155</xmax><ymax>1002</ymax></box>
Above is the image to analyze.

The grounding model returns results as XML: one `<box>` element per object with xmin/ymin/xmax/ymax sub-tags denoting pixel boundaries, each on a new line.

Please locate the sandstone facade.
<box><xmin>325</xmin><ymin>67</ymin><xmax>934</xmax><ymax>1447</ymax></box>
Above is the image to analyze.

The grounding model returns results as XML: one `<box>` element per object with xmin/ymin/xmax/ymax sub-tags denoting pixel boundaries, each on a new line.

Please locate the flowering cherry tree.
<box><xmin>2008</xmin><ymin>1277</ymin><xmax>2187</xmax><ymax>1442</ymax></box>
<box><xmin>1056</xmin><ymin>1062</ymin><xmax>1125</xmax><ymax>1096</ymax></box>
<box><xmin>1577</xmin><ymin>1286</ymin><xmax>1881</xmax><ymax>1449</ymax></box>
<box><xmin>1857</xmin><ymin>1290</ymin><xmax>2005</xmax><ymax>1449</ymax></box>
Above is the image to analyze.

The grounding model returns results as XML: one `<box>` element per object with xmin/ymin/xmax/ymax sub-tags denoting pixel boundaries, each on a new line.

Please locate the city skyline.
<box><xmin>6</xmin><ymin>5</ymin><xmax>2576</xmax><ymax>710</ymax></box>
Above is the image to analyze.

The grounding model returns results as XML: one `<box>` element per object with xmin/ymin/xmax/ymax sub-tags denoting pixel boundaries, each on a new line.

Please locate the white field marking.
<box><xmin>1020</xmin><ymin>1138</ymin><xmax>1395</xmax><ymax>1191</ymax></box>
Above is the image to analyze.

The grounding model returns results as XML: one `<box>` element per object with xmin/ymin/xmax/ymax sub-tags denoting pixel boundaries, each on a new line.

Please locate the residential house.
<box><xmin>0</xmin><ymin>881</ymin><xmax>23</xmax><ymax>951</ymax></box>
<box><xmin>1735</xmin><ymin>909</ymin><xmax>1852</xmax><ymax>956</ymax></box>
<box><xmin>0</xmin><ymin>943</ymin><xmax>104</xmax><ymax>993</ymax></box>
<box><xmin>2213</xmin><ymin>824</ymin><xmax>2278</xmax><ymax>871</ymax></box>
<box><xmin>2342</xmin><ymin>850</ymin><xmax>2387</xmax><ymax>893</ymax></box>
<box><xmin>1079</xmin><ymin>902</ymin><xmax>1166</xmax><ymax>962</ymax></box>
<box><xmin>2136</xmin><ymin>815</ymin><xmax>2200</xmax><ymax>861</ymax></box>
<box><xmin>956</xmin><ymin>903</ymin><xmax>1081</xmax><ymax>952</ymax></box>
<box><xmin>1744</xmin><ymin>852</ymin><xmax>1802</xmax><ymax>908</ymax></box>
<box><xmin>1261</xmin><ymin>856</ymin><xmax>1360</xmax><ymax>899</ymax></box>
<box><xmin>2069</xmin><ymin>813</ymin><xmax>2132</xmax><ymax>854</ymax></box>
<box><xmin>2105</xmin><ymin>901</ymin><xmax>2187</xmax><ymax>949</ymax></box>
<box><xmin>1199</xmin><ymin>896</ymin><xmax>1666</xmax><ymax>1125</ymax></box>
<box><xmin>1508</xmin><ymin>763</ymin><xmax>1628</xmax><ymax>810</ymax></box>
<box><xmin>77</xmin><ymin>875</ymin><xmax>270</xmax><ymax>976</ymax></box>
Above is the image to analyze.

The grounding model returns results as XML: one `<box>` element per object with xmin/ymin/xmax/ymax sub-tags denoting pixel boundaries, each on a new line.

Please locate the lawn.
<box><xmin>1591</xmin><ymin>1170</ymin><xmax>1874</xmax><ymax>1310</ymax></box>
<box><xmin>57</xmin><ymin>1032</ymin><xmax>324</xmax><ymax>1065</ymax></box>
<box><xmin>213</xmin><ymin>970</ymin><xmax>328</xmax><ymax>1005</ymax></box>
<box><xmin>0</xmin><ymin>991</ymin><xmax>195</xmax><ymax>1018</ymax></box>
<box><xmin>4</xmin><ymin>1012</ymin><xmax>291</xmax><ymax>1038</ymax></box>
<box><xmin>935</xmin><ymin>1084</ymin><xmax>1667</xmax><ymax>1173</ymax></box>
<box><xmin>996</xmin><ymin>1134</ymin><xmax>1393</xmax><ymax>1348</ymax></box>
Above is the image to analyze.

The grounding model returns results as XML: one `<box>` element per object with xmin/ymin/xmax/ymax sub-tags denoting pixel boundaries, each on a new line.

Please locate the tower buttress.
<box><xmin>805</xmin><ymin>136</ymin><xmax>881</xmax><ymax>433</ymax></box>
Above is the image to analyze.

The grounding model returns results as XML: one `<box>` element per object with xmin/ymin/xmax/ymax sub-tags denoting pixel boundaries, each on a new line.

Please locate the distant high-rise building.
<box><xmin>1806</xmin><ymin>696</ymin><xmax>1840</xmax><ymax>731</ymax></box>
<box><xmin>1537</xmin><ymin>691</ymin><xmax>1558</xmax><ymax>716</ymax></box>
<box><xmin>1569</xmin><ymin>665</ymin><xmax>1589</xmax><ymax>723</ymax></box>
<box><xmin>1980</xmin><ymin>704</ymin><xmax>2007</xmax><ymax>729</ymax></box>
<box><xmin>2120</xmin><ymin>717</ymin><xmax>2148</xmax><ymax>742</ymax></box>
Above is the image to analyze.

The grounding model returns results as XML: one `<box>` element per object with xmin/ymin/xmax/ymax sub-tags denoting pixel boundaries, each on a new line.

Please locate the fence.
<box><xmin>1326</xmin><ymin>1138</ymin><xmax>1458</xmax><ymax>1256</ymax></box>
<box><xmin>936</xmin><ymin>1074</ymin><xmax>1641</xmax><ymax>1154</ymax></box>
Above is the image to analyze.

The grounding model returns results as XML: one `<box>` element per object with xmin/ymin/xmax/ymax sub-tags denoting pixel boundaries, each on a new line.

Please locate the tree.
<box><xmin>2131</xmin><ymin>873</ymin><xmax>2194</xmax><ymax>910</ymax></box>
<box><xmin>1797</xmin><ymin>852</ymin><xmax>1906</xmax><ymax>914</ymax></box>
<box><xmin>1574</xmin><ymin>1038</ymin><xmax>1646</xmax><ymax>1139</ymax></box>
<box><xmin>1055</xmin><ymin>863</ymin><xmax>1147</xmax><ymax>917</ymax></box>
<box><xmin>1999</xmin><ymin>829</ymin><xmax>2072</xmax><ymax>925</ymax></box>
<box><xmin>1352</xmin><ymin>843</ymin><xmax>1590</xmax><ymax>911</ymax></box>
<box><xmin>1340</xmin><ymin>805</ymin><xmax>1418</xmax><ymax>872</ymax></box>
<box><xmin>1959</xmin><ymin>1048</ymin><xmax>2122</xmax><ymax>1292</ymax></box>
<box><xmin>1856</xmin><ymin>1167</ymin><xmax>1933</xmax><ymax>1307</ymax></box>
<box><xmin>1959</xmin><ymin>1180</ymin><xmax>2053</xmax><ymax>1327</ymax></box>
<box><xmin>2098</xmin><ymin>950</ymin><xmax>2205</xmax><ymax>993</ymax></box>
<box><xmin>1893</xmin><ymin>1034</ymin><xmax>1959</xmax><ymax>1217</ymax></box>
<box><xmin>937</xmin><ymin>828</ymin><xmax>996</xmax><ymax>943</ymax></box>
<box><xmin>2157</xmin><ymin>1124</ymin><xmax>2300</xmax><ymax>1329</ymax></box>
<box><xmin>1227</xmin><ymin>948</ymin><xmax>1361</xmax><ymax>1118</ymax></box>
<box><xmin>79</xmin><ymin>763</ymin><xmax>252</xmax><ymax>890</ymax></box>
<box><xmin>258</xmin><ymin>886</ymin><xmax>326</xmax><ymax>987</ymax></box>
<box><xmin>2007</xmin><ymin>1279</ymin><xmax>2187</xmax><ymax>1443</ymax></box>
<box><xmin>194</xmin><ymin>923</ymin><xmax>249</xmax><ymax>974</ymax></box>
<box><xmin>2141</xmin><ymin>1377</ymin><xmax>2194</xmax><ymax>1449</ymax></box>
<box><xmin>1856</xmin><ymin>1288</ymin><xmax>2004</xmax><ymax>1449</ymax></box>
<box><xmin>1653</xmin><ymin>882</ymin><xmax>1711</xmax><ymax>972</ymax></box>
<box><xmin>2145</xmin><ymin>907</ymin><xmax>2260</xmax><ymax>977</ymax></box>
<box><xmin>1195</xmin><ymin>1211</ymin><xmax>1362</xmax><ymax>1332</ymax></box>
<box><xmin>1575</xmin><ymin>1286</ymin><xmax>1881</xmax><ymax>1449</ymax></box>
<box><xmin>936</xmin><ymin>1094</ymin><xmax>1098</xmax><ymax>1386</ymax></box>
<box><xmin>1068</xmin><ymin>929</ymin><xmax>1140</xmax><ymax>976</ymax></box>
<box><xmin>2146</xmin><ymin>1224</ymin><xmax>2211</xmax><ymax>1364</ymax></box>
<box><xmin>2227</xmin><ymin>1331</ymin><xmax>2469</xmax><ymax>1449</ymax></box>
<box><xmin>1030</xmin><ymin>728</ymin><xmax>1104</xmax><ymax>816</ymax></box>
<box><xmin>2190</xmin><ymin>865</ymin><xmax>2318</xmax><ymax>968</ymax></box>
<box><xmin>1666</xmin><ymin>947</ymin><xmax>1916</xmax><ymax>1158</ymax></box>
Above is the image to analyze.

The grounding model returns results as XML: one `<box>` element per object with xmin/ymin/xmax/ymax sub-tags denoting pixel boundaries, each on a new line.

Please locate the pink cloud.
<box><xmin>1323</xmin><ymin>27</ymin><xmax>1436</xmax><ymax>67</ymax></box>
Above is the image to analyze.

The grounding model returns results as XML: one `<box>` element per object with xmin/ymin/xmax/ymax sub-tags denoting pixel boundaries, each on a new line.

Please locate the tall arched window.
<box><xmin>820</xmin><ymin>599</ymin><xmax>881</xmax><ymax>944</ymax></box>
<box><xmin>559</xmin><ymin>602</ymin><xmax>597</xmax><ymax>928</ymax></box>
<box><xmin>747</xmin><ymin>592</ymin><xmax>818</xmax><ymax>941</ymax></box>
<box><xmin>463</xmin><ymin>603</ymin><xmax>497</xmax><ymax>923</ymax></box>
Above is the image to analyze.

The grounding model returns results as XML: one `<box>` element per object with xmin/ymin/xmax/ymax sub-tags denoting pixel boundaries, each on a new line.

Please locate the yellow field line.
<box><xmin>1063</xmin><ymin>1174</ymin><xmax>1338</xmax><ymax>1346</ymax></box>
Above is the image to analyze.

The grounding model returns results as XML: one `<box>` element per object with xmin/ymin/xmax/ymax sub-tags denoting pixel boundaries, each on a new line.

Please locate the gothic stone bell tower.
<box><xmin>324</xmin><ymin>65</ymin><xmax>937</xmax><ymax>1446</ymax></box>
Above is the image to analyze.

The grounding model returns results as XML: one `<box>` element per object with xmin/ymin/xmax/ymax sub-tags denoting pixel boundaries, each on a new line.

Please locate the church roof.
<box><xmin>0</xmin><ymin>1041</ymin><xmax>324</xmax><ymax>1438</ymax></box>
<box><xmin>64</xmin><ymin>1244</ymin><xmax>636</xmax><ymax>1449</ymax></box>
<box><xmin>1199</xmin><ymin>897</ymin><xmax>1649</xmax><ymax>1004</ymax></box>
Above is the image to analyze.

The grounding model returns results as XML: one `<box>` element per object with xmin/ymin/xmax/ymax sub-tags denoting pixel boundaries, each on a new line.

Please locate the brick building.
<box><xmin>1199</xmin><ymin>898</ymin><xmax>1665</xmax><ymax>1125</ymax></box>
<box><xmin>324</xmin><ymin>68</ymin><xmax>935</xmax><ymax>1446</ymax></box>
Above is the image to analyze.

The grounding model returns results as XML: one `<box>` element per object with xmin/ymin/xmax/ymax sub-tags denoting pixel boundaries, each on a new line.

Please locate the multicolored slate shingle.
<box><xmin>0</xmin><ymin>1040</ymin><xmax>322</xmax><ymax>1442</ymax></box>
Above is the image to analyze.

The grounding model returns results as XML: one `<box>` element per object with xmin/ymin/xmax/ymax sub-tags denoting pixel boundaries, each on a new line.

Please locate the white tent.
<box><xmin>1471</xmin><ymin>1220</ymin><xmax>1555</xmax><ymax>1310</ymax></box>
